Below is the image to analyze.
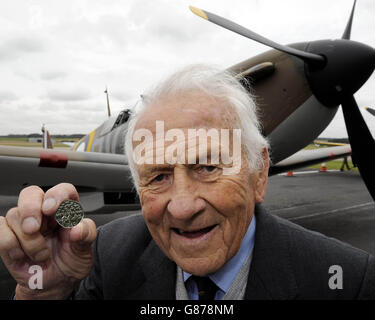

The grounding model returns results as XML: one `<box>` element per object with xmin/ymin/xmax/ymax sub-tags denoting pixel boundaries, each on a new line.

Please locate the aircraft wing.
<box><xmin>1</xmin><ymin>144</ymin><xmax>352</xmax><ymax>195</ymax></box>
<box><xmin>0</xmin><ymin>146</ymin><xmax>133</xmax><ymax>196</ymax></box>
<box><xmin>269</xmin><ymin>145</ymin><xmax>352</xmax><ymax>175</ymax></box>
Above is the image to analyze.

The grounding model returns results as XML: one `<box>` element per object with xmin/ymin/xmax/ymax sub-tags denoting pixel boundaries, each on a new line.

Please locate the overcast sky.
<box><xmin>0</xmin><ymin>0</ymin><xmax>374</xmax><ymax>138</ymax></box>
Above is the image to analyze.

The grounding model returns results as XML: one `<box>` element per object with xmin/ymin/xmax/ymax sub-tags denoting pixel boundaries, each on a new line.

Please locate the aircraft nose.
<box><xmin>305</xmin><ymin>39</ymin><xmax>375</xmax><ymax>108</ymax></box>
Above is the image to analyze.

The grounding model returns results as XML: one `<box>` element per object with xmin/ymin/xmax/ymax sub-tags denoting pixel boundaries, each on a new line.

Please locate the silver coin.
<box><xmin>55</xmin><ymin>200</ymin><xmax>84</xmax><ymax>228</ymax></box>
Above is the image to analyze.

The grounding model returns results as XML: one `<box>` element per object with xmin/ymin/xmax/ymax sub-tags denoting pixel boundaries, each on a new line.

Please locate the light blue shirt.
<box><xmin>183</xmin><ymin>215</ymin><xmax>256</xmax><ymax>300</ymax></box>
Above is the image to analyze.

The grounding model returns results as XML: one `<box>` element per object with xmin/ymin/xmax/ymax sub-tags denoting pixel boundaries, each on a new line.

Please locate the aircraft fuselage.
<box><xmin>74</xmin><ymin>45</ymin><xmax>339</xmax><ymax>166</ymax></box>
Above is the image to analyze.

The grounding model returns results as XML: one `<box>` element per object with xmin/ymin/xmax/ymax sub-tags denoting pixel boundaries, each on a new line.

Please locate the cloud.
<box><xmin>7</xmin><ymin>37</ymin><xmax>45</xmax><ymax>52</ymax></box>
<box><xmin>47</xmin><ymin>88</ymin><xmax>92</xmax><ymax>102</ymax></box>
<box><xmin>108</xmin><ymin>89</ymin><xmax>132</xmax><ymax>102</ymax></box>
<box><xmin>0</xmin><ymin>0</ymin><xmax>374</xmax><ymax>138</ymax></box>
<box><xmin>40</xmin><ymin>71</ymin><xmax>67</xmax><ymax>80</ymax></box>
<box><xmin>48</xmin><ymin>13</ymin><xmax>132</xmax><ymax>55</ymax></box>
<box><xmin>0</xmin><ymin>36</ymin><xmax>45</xmax><ymax>61</ymax></box>
<box><xmin>125</xmin><ymin>0</ymin><xmax>210</xmax><ymax>47</ymax></box>
<box><xmin>0</xmin><ymin>91</ymin><xmax>18</xmax><ymax>102</ymax></box>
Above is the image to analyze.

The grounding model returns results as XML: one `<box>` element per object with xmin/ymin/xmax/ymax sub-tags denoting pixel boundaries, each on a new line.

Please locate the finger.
<box><xmin>69</xmin><ymin>219</ymin><xmax>97</xmax><ymax>252</ymax></box>
<box><xmin>0</xmin><ymin>216</ymin><xmax>25</xmax><ymax>265</ymax></box>
<box><xmin>5</xmin><ymin>208</ymin><xmax>49</xmax><ymax>263</ymax></box>
<box><xmin>42</xmin><ymin>183</ymin><xmax>80</xmax><ymax>215</ymax></box>
<box><xmin>39</xmin><ymin>213</ymin><xmax>58</xmax><ymax>237</ymax></box>
<box><xmin>17</xmin><ymin>186</ymin><xmax>45</xmax><ymax>235</ymax></box>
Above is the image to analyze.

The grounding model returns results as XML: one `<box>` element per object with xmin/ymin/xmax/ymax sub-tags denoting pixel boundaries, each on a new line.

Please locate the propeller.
<box><xmin>189</xmin><ymin>6</ymin><xmax>325</xmax><ymax>68</ymax></box>
<box><xmin>341</xmin><ymin>96</ymin><xmax>375</xmax><ymax>199</ymax></box>
<box><xmin>342</xmin><ymin>0</ymin><xmax>356</xmax><ymax>40</ymax></box>
<box><xmin>190</xmin><ymin>2</ymin><xmax>375</xmax><ymax>200</ymax></box>
<box><xmin>365</xmin><ymin>107</ymin><xmax>375</xmax><ymax>117</ymax></box>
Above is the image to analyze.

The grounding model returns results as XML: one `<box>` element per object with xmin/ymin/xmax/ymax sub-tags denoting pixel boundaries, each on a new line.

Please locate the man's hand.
<box><xmin>0</xmin><ymin>183</ymin><xmax>97</xmax><ymax>299</ymax></box>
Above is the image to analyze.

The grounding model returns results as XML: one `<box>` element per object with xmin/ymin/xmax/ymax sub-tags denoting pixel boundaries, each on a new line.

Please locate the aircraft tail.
<box><xmin>41</xmin><ymin>124</ymin><xmax>53</xmax><ymax>149</ymax></box>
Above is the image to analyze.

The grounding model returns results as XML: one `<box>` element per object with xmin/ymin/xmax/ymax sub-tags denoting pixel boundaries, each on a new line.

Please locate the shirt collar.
<box><xmin>183</xmin><ymin>215</ymin><xmax>256</xmax><ymax>293</ymax></box>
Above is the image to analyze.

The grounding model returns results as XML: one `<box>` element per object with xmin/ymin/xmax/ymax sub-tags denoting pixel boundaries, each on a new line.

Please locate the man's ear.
<box><xmin>254</xmin><ymin>148</ymin><xmax>270</xmax><ymax>203</ymax></box>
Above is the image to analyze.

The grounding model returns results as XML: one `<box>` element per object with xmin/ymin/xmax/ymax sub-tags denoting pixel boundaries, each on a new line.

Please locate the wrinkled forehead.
<box><xmin>135</xmin><ymin>91</ymin><xmax>236</xmax><ymax>132</ymax></box>
<box><xmin>131</xmin><ymin>92</ymin><xmax>244</xmax><ymax>175</ymax></box>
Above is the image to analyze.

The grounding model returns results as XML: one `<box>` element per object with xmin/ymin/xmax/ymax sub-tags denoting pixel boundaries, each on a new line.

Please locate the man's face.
<box><xmin>134</xmin><ymin>91</ymin><xmax>269</xmax><ymax>275</ymax></box>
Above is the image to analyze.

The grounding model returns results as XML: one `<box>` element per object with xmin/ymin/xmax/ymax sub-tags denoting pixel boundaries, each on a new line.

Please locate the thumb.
<box><xmin>69</xmin><ymin>218</ymin><xmax>97</xmax><ymax>254</ymax></box>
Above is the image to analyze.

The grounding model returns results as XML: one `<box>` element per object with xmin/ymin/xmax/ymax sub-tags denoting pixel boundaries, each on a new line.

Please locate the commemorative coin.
<box><xmin>55</xmin><ymin>200</ymin><xmax>84</xmax><ymax>228</ymax></box>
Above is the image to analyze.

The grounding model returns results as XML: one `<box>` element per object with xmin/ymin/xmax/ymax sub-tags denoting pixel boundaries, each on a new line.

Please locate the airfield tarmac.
<box><xmin>1</xmin><ymin>169</ymin><xmax>374</xmax><ymax>299</ymax></box>
<box><xmin>264</xmin><ymin>170</ymin><xmax>375</xmax><ymax>255</ymax></box>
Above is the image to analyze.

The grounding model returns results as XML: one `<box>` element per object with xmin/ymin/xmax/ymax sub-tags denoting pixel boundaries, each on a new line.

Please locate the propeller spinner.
<box><xmin>190</xmin><ymin>1</ymin><xmax>375</xmax><ymax>200</ymax></box>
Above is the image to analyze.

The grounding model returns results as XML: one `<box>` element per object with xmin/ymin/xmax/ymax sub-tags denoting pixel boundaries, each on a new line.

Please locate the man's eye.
<box><xmin>151</xmin><ymin>174</ymin><xmax>168</xmax><ymax>184</ymax></box>
<box><xmin>197</xmin><ymin>166</ymin><xmax>218</xmax><ymax>174</ymax></box>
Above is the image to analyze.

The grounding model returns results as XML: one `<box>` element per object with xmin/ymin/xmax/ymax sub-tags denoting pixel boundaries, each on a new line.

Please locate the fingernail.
<box><xmin>8</xmin><ymin>248</ymin><xmax>24</xmax><ymax>260</ymax></box>
<box><xmin>42</xmin><ymin>198</ymin><xmax>56</xmax><ymax>212</ymax></box>
<box><xmin>22</xmin><ymin>217</ymin><xmax>39</xmax><ymax>234</ymax></box>
<box><xmin>34</xmin><ymin>248</ymin><xmax>49</xmax><ymax>262</ymax></box>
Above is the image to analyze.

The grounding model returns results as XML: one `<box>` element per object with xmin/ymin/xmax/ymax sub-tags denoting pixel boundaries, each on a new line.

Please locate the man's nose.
<box><xmin>167</xmin><ymin>195</ymin><xmax>206</xmax><ymax>220</ymax></box>
<box><xmin>167</xmin><ymin>170</ymin><xmax>206</xmax><ymax>220</ymax></box>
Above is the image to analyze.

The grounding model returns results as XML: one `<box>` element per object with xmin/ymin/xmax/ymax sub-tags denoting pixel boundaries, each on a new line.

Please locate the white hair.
<box><xmin>125</xmin><ymin>64</ymin><xmax>269</xmax><ymax>190</ymax></box>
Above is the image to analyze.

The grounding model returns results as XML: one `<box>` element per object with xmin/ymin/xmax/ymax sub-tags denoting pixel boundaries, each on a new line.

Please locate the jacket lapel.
<box><xmin>244</xmin><ymin>204</ymin><xmax>298</xmax><ymax>300</ymax></box>
<box><xmin>127</xmin><ymin>239</ymin><xmax>176</xmax><ymax>299</ymax></box>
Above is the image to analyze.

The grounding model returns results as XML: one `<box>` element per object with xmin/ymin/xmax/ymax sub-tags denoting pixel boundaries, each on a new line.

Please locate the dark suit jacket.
<box><xmin>74</xmin><ymin>204</ymin><xmax>375</xmax><ymax>299</ymax></box>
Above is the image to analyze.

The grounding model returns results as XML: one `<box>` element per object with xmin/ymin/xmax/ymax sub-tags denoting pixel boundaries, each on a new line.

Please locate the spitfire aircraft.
<box><xmin>0</xmin><ymin>0</ymin><xmax>374</xmax><ymax>212</ymax></box>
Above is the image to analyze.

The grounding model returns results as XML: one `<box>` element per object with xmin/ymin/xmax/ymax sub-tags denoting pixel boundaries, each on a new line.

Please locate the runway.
<box><xmin>1</xmin><ymin>169</ymin><xmax>374</xmax><ymax>299</ymax></box>
<box><xmin>264</xmin><ymin>170</ymin><xmax>375</xmax><ymax>255</ymax></box>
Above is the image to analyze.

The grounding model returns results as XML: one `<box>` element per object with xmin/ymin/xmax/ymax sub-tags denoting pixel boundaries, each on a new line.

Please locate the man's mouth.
<box><xmin>172</xmin><ymin>225</ymin><xmax>218</xmax><ymax>239</ymax></box>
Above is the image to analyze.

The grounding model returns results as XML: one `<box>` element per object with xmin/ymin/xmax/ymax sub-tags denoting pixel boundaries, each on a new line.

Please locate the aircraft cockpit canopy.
<box><xmin>112</xmin><ymin>109</ymin><xmax>131</xmax><ymax>131</ymax></box>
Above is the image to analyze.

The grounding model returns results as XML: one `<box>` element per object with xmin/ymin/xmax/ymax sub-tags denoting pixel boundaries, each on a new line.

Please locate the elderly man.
<box><xmin>0</xmin><ymin>65</ymin><xmax>374</xmax><ymax>300</ymax></box>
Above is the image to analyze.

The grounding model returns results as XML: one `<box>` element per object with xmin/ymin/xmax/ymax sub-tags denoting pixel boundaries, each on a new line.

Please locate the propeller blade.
<box><xmin>365</xmin><ymin>107</ymin><xmax>375</xmax><ymax>117</ymax></box>
<box><xmin>189</xmin><ymin>6</ymin><xmax>325</xmax><ymax>67</ymax></box>
<box><xmin>341</xmin><ymin>95</ymin><xmax>375</xmax><ymax>200</ymax></box>
<box><xmin>342</xmin><ymin>0</ymin><xmax>357</xmax><ymax>40</ymax></box>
